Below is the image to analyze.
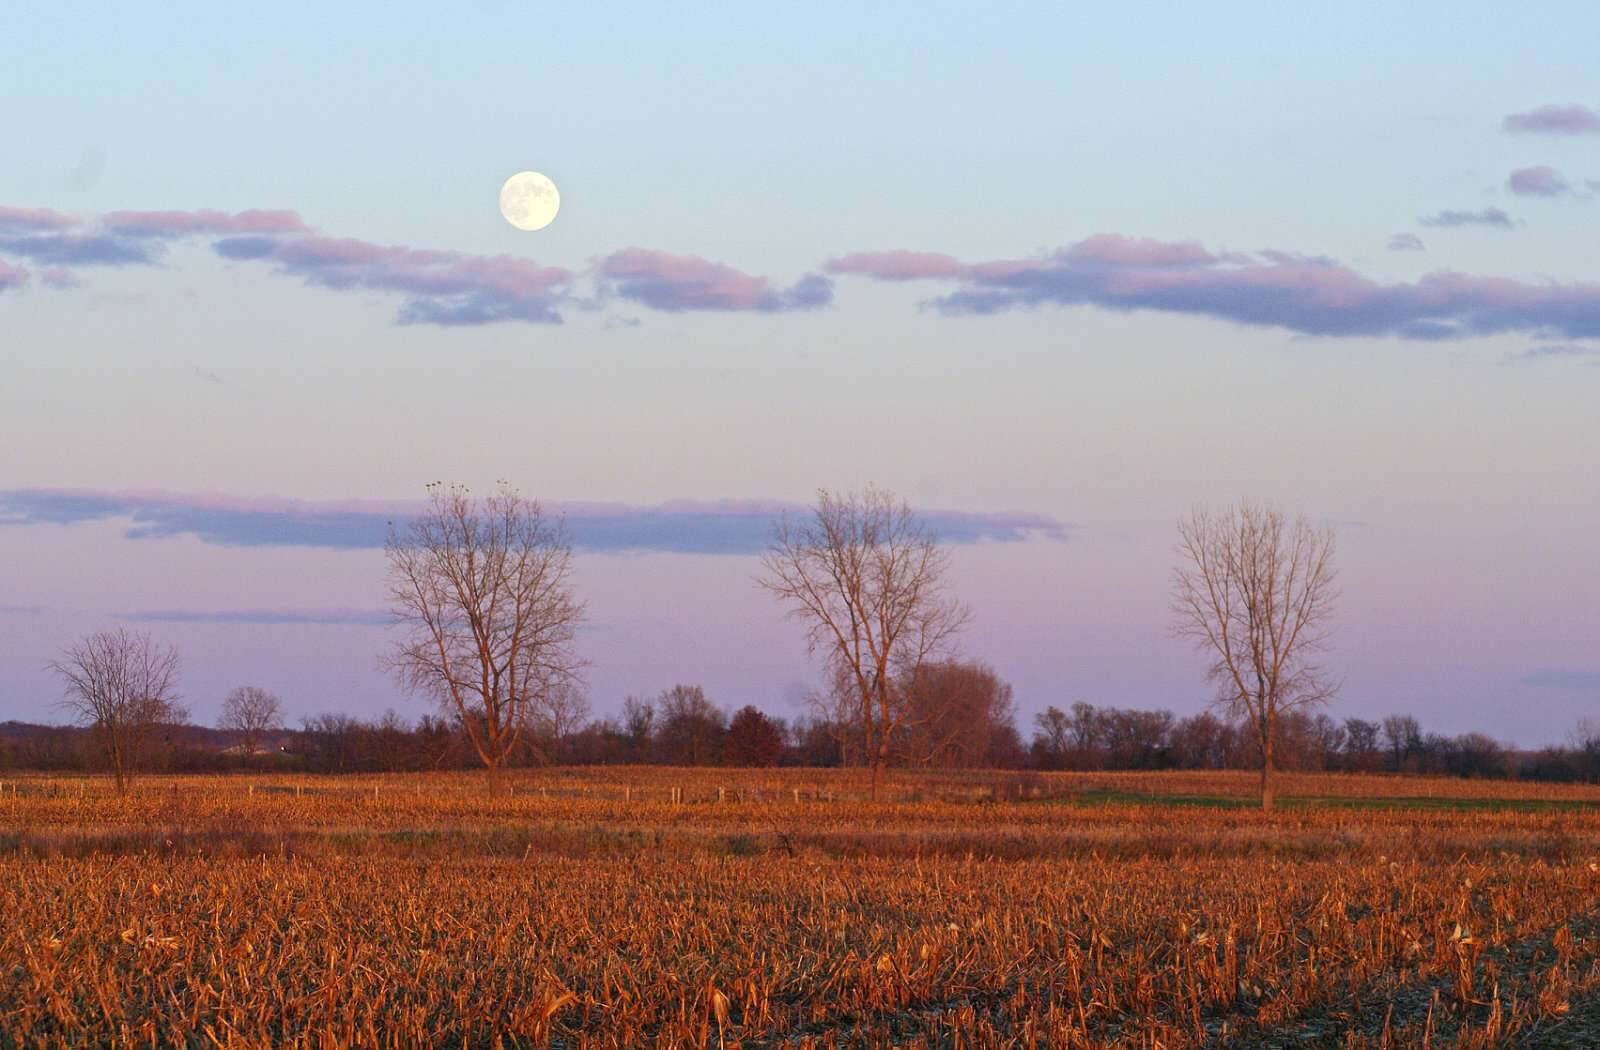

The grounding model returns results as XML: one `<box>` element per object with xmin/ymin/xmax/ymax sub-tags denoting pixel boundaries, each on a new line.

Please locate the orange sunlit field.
<box><xmin>4</xmin><ymin>768</ymin><xmax>1600</xmax><ymax>1047</ymax></box>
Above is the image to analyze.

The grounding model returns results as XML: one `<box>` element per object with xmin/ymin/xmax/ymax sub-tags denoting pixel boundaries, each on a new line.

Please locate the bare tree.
<box><xmin>385</xmin><ymin>483</ymin><xmax>585</xmax><ymax>795</ymax></box>
<box><xmin>523</xmin><ymin>680</ymin><xmax>591</xmax><ymax>764</ymax></box>
<box><xmin>899</xmin><ymin>660</ymin><xmax>1014</xmax><ymax>769</ymax></box>
<box><xmin>218</xmin><ymin>686</ymin><xmax>283</xmax><ymax>759</ymax></box>
<box><xmin>48</xmin><ymin>628</ymin><xmax>185</xmax><ymax>794</ymax></box>
<box><xmin>760</xmin><ymin>487</ymin><xmax>968</xmax><ymax>800</ymax></box>
<box><xmin>1172</xmin><ymin>503</ymin><xmax>1338</xmax><ymax>809</ymax></box>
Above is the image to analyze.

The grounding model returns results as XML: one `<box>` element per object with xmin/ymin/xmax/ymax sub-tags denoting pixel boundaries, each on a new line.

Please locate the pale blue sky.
<box><xmin>3</xmin><ymin>3</ymin><xmax>1598</xmax><ymax>743</ymax></box>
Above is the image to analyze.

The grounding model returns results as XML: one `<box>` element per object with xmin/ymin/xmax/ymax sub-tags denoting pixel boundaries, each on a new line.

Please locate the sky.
<box><xmin>2</xmin><ymin>3</ymin><xmax>1598</xmax><ymax>745</ymax></box>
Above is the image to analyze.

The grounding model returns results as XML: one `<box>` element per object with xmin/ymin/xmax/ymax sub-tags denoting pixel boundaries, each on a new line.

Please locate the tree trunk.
<box><xmin>485</xmin><ymin>759</ymin><xmax>504</xmax><ymax>798</ymax></box>
<box><xmin>871</xmin><ymin>728</ymin><xmax>892</xmax><ymax>802</ymax></box>
<box><xmin>1259</xmin><ymin>724</ymin><xmax>1275</xmax><ymax>811</ymax></box>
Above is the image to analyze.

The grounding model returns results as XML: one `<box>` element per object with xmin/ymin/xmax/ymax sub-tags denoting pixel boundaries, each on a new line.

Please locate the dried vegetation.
<box><xmin>3</xmin><ymin>769</ymin><xmax>1600</xmax><ymax>1047</ymax></box>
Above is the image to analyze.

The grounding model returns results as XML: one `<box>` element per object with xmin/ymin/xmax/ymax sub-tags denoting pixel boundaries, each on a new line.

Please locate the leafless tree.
<box><xmin>385</xmin><ymin>483</ymin><xmax>585</xmax><ymax>795</ymax></box>
<box><xmin>48</xmin><ymin>628</ymin><xmax>185</xmax><ymax>794</ymax></box>
<box><xmin>1172</xmin><ymin>502</ymin><xmax>1338</xmax><ymax>809</ymax></box>
<box><xmin>218</xmin><ymin>686</ymin><xmax>283</xmax><ymax>758</ymax></box>
<box><xmin>899</xmin><ymin>660</ymin><xmax>1015</xmax><ymax>768</ymax></box>
<box><xmin>760</xmin><ymin>487</ymin><xmax>968</xmax><ymax>800</ymax></box>
<box><xmin>523</xmin><ymin>679</ymin><xmax>591</xmax><ymax>764</ymax></box>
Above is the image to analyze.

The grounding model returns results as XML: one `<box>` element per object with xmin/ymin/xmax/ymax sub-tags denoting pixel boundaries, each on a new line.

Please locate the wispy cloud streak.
<box><xmin>0</xmin><ymin>489</ymin><xmax>1067</xmax><ymax>555</ymax></box>
<box><xmin>121</xmin><ymin>607</ymin><xmax>391</xmax><ymax>626</ymax></box>
<box><xmin>104</xmin><ymin>209</ymin><xmax>309</xmax><ymax>237</ymax></box>
<box><xmin>1504</xmin><ymin>104</ymin><xmax>1600</xmax><ymax>135</ymax></box>
<box><xmin>1522</xmin><ymin>669</ymin><xmax>1600</xmax><ymax>689</ymax></box>
<box><xmin>830</xmin><ymin>233</ymin><xmax>1600</xmax><ymax>342</ymax></box>
<box><xmin>1418</xmin><ymin>208</ymin><xmax>1515</xmax><ymax>229</ymax></box>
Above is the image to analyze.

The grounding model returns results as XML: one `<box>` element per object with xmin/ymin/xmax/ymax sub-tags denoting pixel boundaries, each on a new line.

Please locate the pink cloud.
<box><xmin>0</xmin><ymin>260</ymin><xmax>28</xmax><ymax>291</ymax></box>
<box><xmin>104</xmin><ymin>208</ymin><xmax>310</xmax><ymax>237</ymax></box>
<box><xmin>1504</xmin><ymin>104</ymin><xmax>1600</xmax><ymax>135</ymax></box>
<box><xmin>825</xmin><ymin>250</ymin><xmax>965</xmax><ymax>281</ymax></box>
<box><xmin>598</xmin><ymin>248</ymin><xmax>832</xmax><ymax>312</ymax></box>
<box><xmin>0</xmin><ymin>206</ymin><xmax>79</xmax><ymax>233</ymax></box>
<box><xmin>39</xmin><ymin>267</ymin><xmax>79</xmax><ymax>288</ymax></box>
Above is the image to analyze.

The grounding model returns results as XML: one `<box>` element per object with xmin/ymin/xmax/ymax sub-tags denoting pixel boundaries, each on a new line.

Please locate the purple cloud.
<box><xmin>1508</xmin><ymin>166</ymin><xmax>1571</xmax><ymax>198</ymax></box>
<box><xmin>827</xmin><ymin>250</ymin><xmax>966</xmax><ymax>281</ymax></box>
<box><xmin>1504</xmin><ymin>104</ymin><xmax>1600</xmax><ymax>135</ymax></box>
<box><xmin>0</xmin><ymin>488</ymin><xmax>1066</xmax><ymax>555</ymax></box>
<box><xmin>830</xmin><ymin>233</ymin><xmax>1600</xmax><ymax>342</ymax></box>
<box><xmin>214</xmin><ymin>235</ymin><xmax>574</xmax><ymax>325</ymax></box>
<box><xmin>38</xmin><ymin>266</ymin><xmax>80</xmax><ymax>289</ymax></box>
<box><xmin>1388</xmin><ymin>233</ymin><xmax>1425</xmax><ymax>251</ymax></box>
<box><xmin>0</xmin><ymin>232</ymin><xmax>158</xmax><ymax>266</ymax></box>
<box><xmin>1418</xmin><ymin>208</ymin><xmax>1516</xmax><ymax>229</ymax></box>
<box><xmin>597</xmin><ymin>248</ymin><xmax>833</xmax><ymax>312</ymax></box>
<box><xmin>103</xmin><ymin>208</ymin><xmax>310</xmax><ymax>238</ymax></box>
<box><xmin>0</xmin><ymin>206</ymin><xmax>308</xmax><ymax>275</ymax></box>
<box><xmin>0</xmin><ymin>260</ymin><xmax>27</xmax><ymax>291</ymax></box>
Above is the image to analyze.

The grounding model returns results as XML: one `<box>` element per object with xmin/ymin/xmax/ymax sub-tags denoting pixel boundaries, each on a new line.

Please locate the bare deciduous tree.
<box><xmin>760</xmin><ymin>487</ymin><xmax>968</xmax><ymax>800</ymax></box>
<box><xmin>385</xmin><ymin>483</ymin><xmax>585</xmax><ymax>795</ymax></box>
<box><xmin>1172</xmin><ymin>502</ymin><xmax>1338</xmax><ymax>809</ymax></box>
<box><xmin>899</xmin><ymin>660</ymin><xmax>1015</xmax><ymax>769</ymax></box>
<box><xmin>218</xmin><ymin>686</ymin><xmax>283</xmax><ymax>759</ymax></box>
<box><xmin>523</xmin><ymin>679</ymin><xmax>591</xmax><ymax>764</ymax></box>
<box><xmin>48</xmin><ymin>628</ymin><xmax>185</xmax><ymax>794</ymax></box>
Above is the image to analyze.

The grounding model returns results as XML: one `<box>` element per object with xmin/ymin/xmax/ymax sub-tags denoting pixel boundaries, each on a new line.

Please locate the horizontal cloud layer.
<box><xmin>0</xmin><ymin>489</ymin><xmax>1068</xmax><ymax>556</ymax></box>
<box><xmin>214</xmin><ymin>235</ymin><xmax>575</xmax><ymax>326</ymax></box>
<box><xmin>0</xmin><ymin>203</ymin><xmax>833</xmax><ymax>326</ymax></box>
<box><xmin>827</xmin><ymin>233</ymin><xmax>1600</xmax><ymax>342</ymax></box>
<box><xmin>1503</xmin><ymin>104</ymin><xmax>1600</xmax><ymax>135</ymax></box>
<box><xmin>0</xmin><ymin>206</ymin><xmax>302</xmax><ymax>272</ymax></box>
<box><xmin>8</xmin><ymin>202</ymin><xmax>1600</xmax><ymax>344</ymax></box>
<box><xmin>596</xmin><ymin>249</ymin><xmax>832</xmax><ymax>313</ymax></box>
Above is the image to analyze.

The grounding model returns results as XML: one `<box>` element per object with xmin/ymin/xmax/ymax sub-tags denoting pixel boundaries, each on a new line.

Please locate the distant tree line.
<box><xmin>7</xmin><ymin>697</ymin><xmax>1600</xmax><ymax>784</ymax></box>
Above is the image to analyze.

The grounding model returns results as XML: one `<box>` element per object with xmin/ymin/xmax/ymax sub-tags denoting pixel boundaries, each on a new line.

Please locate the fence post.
<box><xmin>718</xmin><ymin>787</ymin><xmax>725</xmax><ymax>803</ymax></box>
<box><xmin>624</xmin><ymin>786</ymin><xmax>631</xmax><ymax>803</ymax></box>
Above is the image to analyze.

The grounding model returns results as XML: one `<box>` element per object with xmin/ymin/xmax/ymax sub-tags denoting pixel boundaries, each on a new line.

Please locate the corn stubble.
<box><xmin>3</xmin><ymin>770</ymin><xmax>1600</xmax><ymax>1047</ymax></box>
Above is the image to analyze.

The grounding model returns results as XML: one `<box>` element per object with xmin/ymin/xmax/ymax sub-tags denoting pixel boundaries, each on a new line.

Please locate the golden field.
<box><xmin>4</xmin><ymin>769</ymin><xmax>1600</xmax><ymax>1047</ymax></box>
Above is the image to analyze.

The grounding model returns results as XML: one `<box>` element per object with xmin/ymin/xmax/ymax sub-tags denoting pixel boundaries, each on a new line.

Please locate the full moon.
<box><xmin>499</xmin><ymin>171</ymin><xmax>560</xmax><ymax>231</ymax></box>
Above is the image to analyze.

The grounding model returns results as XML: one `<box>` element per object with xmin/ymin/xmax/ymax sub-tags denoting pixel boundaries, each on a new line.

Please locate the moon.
<box><xmin>499</xmin><ymin>171</ymin><xmax>560</xmax><ymax>231</ymax></box>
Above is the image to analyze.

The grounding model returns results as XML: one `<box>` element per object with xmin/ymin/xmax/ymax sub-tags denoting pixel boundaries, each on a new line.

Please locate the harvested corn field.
<box><xmin>3</xmin><ymin>769</ymin><xmax>1600</xmax><ymax>1047</ymax></box>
